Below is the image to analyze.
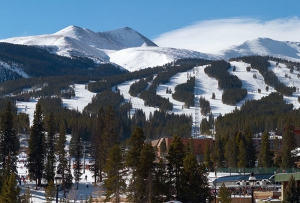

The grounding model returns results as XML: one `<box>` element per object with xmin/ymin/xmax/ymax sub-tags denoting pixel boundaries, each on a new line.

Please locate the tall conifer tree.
<box><xmin>44</xmin><ymin>112</ymin><xmax>56</xmax><ymax>183</ymax></box>
<box><xmin>179</xmin><ymin>152</ymin><xmax>211</xmax><ymax>202</ymax></box>
<box><xmin>125</xmin><ymin>127</ymin><xmax>145</xmax><ymax>203</ymax></box>
<box><xmin>166</xmin><ymin>135</ymin><xmax>185</xmax><ymax>200</ymax></box>
<box><xmin>90</xmin><ymin>108</ymin><xmax>104</xmax><ymax>183</ymax></box>
<box><xmin>27</xmin><ymin>103</ymin><xmax>45</xmax><ymax>188</ymax></box>
<box><xmin>0</xmin><ymin>173</ymin><xmax>20</xmax><ymax>203</ymax></box>
<box><xmin>258</xmin><ymin>131</ymin><xmax>272</xmax><ymax>167</ymax></box>
<box><xmin>55</xmin><ymin>123</ymin><xmax>68</xmax><ymax>197</ymax></box>
<box><xmin>0</xmin><ymin>101</ymin><xmax>19</xmax><ymax>176</ymax></box>
<box><xmin>281</xmin><ymin>120</ymin><xmax>297</xmax><ymax>168</ymax></box>
<box><xmin>104</xmin><ymin>145</ymin><xmax>126</xmax><ymax>203</ymax></box>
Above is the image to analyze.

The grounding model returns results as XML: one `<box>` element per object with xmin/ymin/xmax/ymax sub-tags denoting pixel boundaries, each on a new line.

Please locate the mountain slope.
<box><xmin>108</xmin><ymin>47</ymin><xmax>216</xmax><ymax>71</ymax></box>
<box><xmin>0</xmin><ymin>26</ymin><xmax>214</xmax><ymax>71</ymax></box>
<box><xmin>0</xmin><ymin>26</ymin><xmax>158</xmax><ymax>62</ymax></box>
<box><xmin>220</xmin><ymin>38</ymin><xmax>300</xmax><ymax>61</ymax></box>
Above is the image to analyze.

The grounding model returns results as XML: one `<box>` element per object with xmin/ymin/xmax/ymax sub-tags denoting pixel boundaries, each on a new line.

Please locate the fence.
<box><xmin>215</xmin><ymin>167</ymin><xmax>300</xmax><ymax>174</ymax></box>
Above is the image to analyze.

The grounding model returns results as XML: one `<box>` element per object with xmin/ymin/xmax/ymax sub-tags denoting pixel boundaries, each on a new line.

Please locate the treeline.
<box><xmin>172</xmin><ymin>77</ymin><xmax>195</xmax><ymax>108</ymax></box>
<box><xmin>204</xmin><ymin>60</ymin><xmax>247</xmax><ymax>105</ymax></box>
<box><xmin>231</xmin><ymin>56</ymin><xmax>296</xmax><ymax>96</ymax></box>
<box><xmin>215</xmin><ymin>92</ymin><xmax>294</xmax><ymax>137</ymax></box>
<box><xmin>199</xmin><ymin>96</ymin><xmax>211</xmax><ymax>116</ymax></box>
<box><xmin>108</xmin><ymin>131</ymin><xmax>212</xmax><ymax>203</ymax></box>
<box><xmin>139</xmin><ymin>63</ymin><xmax>205</xmax><ymax>111</ymax></box>
<box><xmin>87</xmin><ymin>66</ymin><xmax>164</xmax><ymax>93</ymax></box>
<box><xmin>0</xmin><ymin>42</ymin><xmax>125</xmax><ymax>78</ymax></box>
<box><xmin>129</xmin><ymin>78</ymin><xmax>148</xmax><ymax>97</ymax></box>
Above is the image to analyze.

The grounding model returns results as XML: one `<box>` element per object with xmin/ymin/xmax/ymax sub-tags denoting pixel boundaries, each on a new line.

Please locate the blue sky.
<box><xmin>1</xmin><ymin>1</ymin><xmax>300</xmax><ymax>53</ymax></box>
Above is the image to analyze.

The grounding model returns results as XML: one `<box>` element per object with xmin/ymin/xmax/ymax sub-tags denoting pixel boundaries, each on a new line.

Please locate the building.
<box><xmin>151</xmin><ymin>137</ymin><xmax>213</xmax><ymax>162</ymax></box>
<box><xmin>253</xmin><ymin>131</ymin><xmax>282</xmax><ymax>152</ymax></box>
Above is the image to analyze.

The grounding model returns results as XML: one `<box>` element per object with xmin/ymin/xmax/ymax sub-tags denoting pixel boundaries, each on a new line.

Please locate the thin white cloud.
<box><xmin>153</xmin><ymin>17</ymin><xmax>300</xmax><ymax>54</ymax></box>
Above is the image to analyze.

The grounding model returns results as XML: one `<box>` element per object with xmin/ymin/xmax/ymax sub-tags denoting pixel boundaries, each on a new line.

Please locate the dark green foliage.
<box><xmin>204</xmin><ymin>60</ymin><xmax>246</xmax><ymax>105</ymax></box>
<box><xmin>101</xmin><ymin>105</ymin><xmax>119</xmax><ymax>167</ymax></box>
<box><xmin>139</xmin><ymin>91</ymin><xmax>173</xmax><ymax>111</ymax></box>
<box><xmin>44</xmin><ymin>112</ymin><xmax>56</xmax><ymax>183</ymax></box>
<box><xmin>136</xmin><ymin>143</ymin><xmax>156</xmax><ymax>202</ymax></box>
<box><xmin>0</xmin><ymin>173</ymin><xmax>20</xmax><ymax>203</ymax></box>
<box><xmin>237</xmin><ymin>140</ymin><xmax>247</xmax><ymax>168</ymax></box>
<box><xmin>222</xmin><ymin>88</ymin><xmax>247</xmax><ymax>105</ymax></box>
<box><xmin>129</xmin><ymin>79</ymin><xmax>148</xmax><ymax>97</ymax></box>
<box><xmin>215</xmin><ymin>92</ymin><xmax>293</xmax><ymax>136</ymax></box>
<box><xmin>200</xmin><ymin>118</ymin><xmax>210</xmax><ymax>134</ymax></box>
<box><xmin>153</xmin><ymin>159</ymin><xmax>169</xmax><ymax>202</ymax></box>
<box><xmin>199</xmin><ymin>96</ymin><xmax>211</xmax><ymax>115</ymax></box>
<box><xmin>72</xmin><ymin>124</ymin><xmax>82</xmax><ymax>190</ymax></box>
<box><xmin>204</xmin><ymin>142</ymin><xmax>213</xmax><ymax>171</ymax></box>
<box><xmin>27</xmin><ymin>103</ymin><xmax>45</xmax><ymax>188</ymax></box>
<box><xmin>87</xmin><ymin>66</ymin><xmax>163</xmax><ymax>93</ymax></box>
<box><xmin>258</xmin><ymin>132</ymin><xmax>272</xmax><ymax>167</ymax></box>
<box><xmin>166</xmin><ymin>135</ymin><xmax>185</xmax><ymax>199</ymax></box>
<box><xmin>244</xmin><ymin>127</ymin><xmax>256</xmax><ymax>167</ymax></box>
<box><xmin>142</xmin><ymin>110</ymin><xmax>192</xmax><ymax>139</ymax></box>
<box><xmin>45</xmin><ymin>180</ymin><xmax>55</xmax><ymax>203</ymax></box>
<box><xmin>84</xmin><ymin>90</ymin><xmax>124</xmax><ymax>114</ymax></box>
<box><xmin>283</xmin><ymin>175</ymin><xmax>299</xmax><ymax>203</ymax></box>
<box><xmin>90</xmin><ymin>108</ymin><xmax>104</xmax><ymax>183</ymax></box>
<box><xmin>204</xmin><ymin>60</ymin><xmax>242</xmax><ymax>90</ymax></box>
<box><xmin>0</xmin><ymin>42</ymin><xmax>125</xmax><ymax>79</ymax></box>
<box><xmin>125</xmin><ymin>127</ymin><xmax>145</xmax><ymax>202</ymax></box>
<box><xmin>55</xmin><ymin>123</ymin><xmax>70</xmax><ymax>194</ymax></box>
<box><xmin>246</xmin><ymin>66</ymin><xmax>251</xmax><ymax>72</ymax></box>
<box><xmin>172</xmin><ymin>77</ymin><xmax>195</xmax><ymax>108</ymax></box>
<box><xmin>0</xmin><ymin>101</ymin><xmax>19</xmax><ymax>175</ymax></box>
<box><xmin>103</xmin><ymin>145</ymin><xmax>126</xmax><ymax>203</ymax></box>
<box><xmin>179</xmin><ymin>152</ymin><xmax>211</xmax><ymax>203</ymax></box>
<box><xmin>218</xmin><ymin>183</ymin><xmax>232</xmax><ymax>203</ymax></box>
<box><xmin>281</xmin><ymin>120</ymin><xmax>297</xmax><ymax>168</ymax></box>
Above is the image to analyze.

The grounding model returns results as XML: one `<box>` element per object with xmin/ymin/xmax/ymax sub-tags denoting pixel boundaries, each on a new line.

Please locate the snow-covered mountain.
<box><xmin>0</xmin><ymin>25</ymin><xmax>158</xmax><ymax>61</ymax></box>
<box><xmin>0</xmin><ymin>25</ymin><xmax>215</xmax><ymax>71</ymax></box>
<box><xmin>2</xmin><ymin>26</ymin><xmax>300</xmax><ymax>72</ymax></box>
<box><xmin>219</xmin><ymin>38</ymin><xmax>300</xmax><ymax>61</ymax></box>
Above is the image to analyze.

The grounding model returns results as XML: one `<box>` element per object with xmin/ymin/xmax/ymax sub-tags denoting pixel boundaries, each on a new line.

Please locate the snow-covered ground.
<box><xmin>16</xmin><ymin>84</ymin><xmax>96</xmax><ymax>126</ymax></box>
<box><xmin>16</xmin><ymin>60</ymin><xmax>300</xmax><ymax>134</ymax></box>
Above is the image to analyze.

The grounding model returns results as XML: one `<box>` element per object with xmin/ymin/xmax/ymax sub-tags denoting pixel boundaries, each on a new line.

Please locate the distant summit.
<box><xmin>219</xmin><ymin>37</ymin><xmax>300</xmax><ymax>62</ymax></box>
<box><xmin>0</xmin><ymin>25</ymin><xmax>158</xmax><ymax>62</ymax></box>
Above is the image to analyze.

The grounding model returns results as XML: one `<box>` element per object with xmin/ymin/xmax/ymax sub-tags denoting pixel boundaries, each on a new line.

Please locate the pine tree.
<box><xmin>218</xmin><ymin>183</ymin><xmax>232</xmax><ymax>203</ymax></box>
<box><xmin>64</xmin><ymin>158</ymin><xmax>73</xmax><ymax>190</ymax></box>
<box><xmin>20</xmin><ymin>187</ymin><xmax>32</xmax><ymax>203</ymax></box>
<box><xmin>103</xmin><ymin>145</ymin><xmax>126</xmax><ymax>203</ymax></box>
<box><xmin>44</xmin><ymin>112</ymin><xmax>56</xmax><ymax>183</ymax></box>
<box><xmin>72</xmin><ymin>124</ymin><xmax>82</xmax><ymax>190</ymax></box>
<box><xmin>90</xmin><ymin>108</ymin><xmax>104</xmax><ymax>183</ymax></box>
<box><xmin>244</xmin><ymin>127</ymin><xmax>256</xmax><ymax>167</ymax></box>
<box><xmin>281</xmin><ymin>120</ymin><xmax>297</xmax><ymax>168</ymax></box>
<box><xmin>224</xmin><ymin>138</ymin><xmax>237</xmax><ymax>167</ymax></box>
<box><xmin>179</xmin><ymin>152</ymin><xmax>211</xmax><ymax>203</ymax></box>
<box><xmin>56</xmin><ymin>123</ymin><xmax>68</xmax><ymax>197</ymax></box>
<box><xmin>283</xmin><ymin>175</ymin><xmax>298</xmax><ymax>203</ymax></box>
<box><xmin>204</xmin><ymin>142</ymin><xmax>213</xmax><ymax>171</ymax></box>
<box><xmin>27</xmin><ymin>103</ymin><xmax>45</xmax><ymax>188</ymax></box>
<box><xmin>237</xmin><ymin>140</ymin><xmax>247</xmax><ymax>168</ymax></box>
<box><xmin>45</xmin><ymin>180</ymin><xmax>56</xmax><ymax>203</ymax></box>
<box><xmin>0</xmin><ymin>101</ymin><xmax>19</xmax><ymax>176</ymax></box>
<box><xmin>125</xmin><ymin>127</ymin><xmax>145</xmax><ymax>203</ymax></box>
<box><xmin>0</xmin><ymin>173</ymin><xmax>20</xmax><ymax>203</ymax></box>
<box><xmin>102</xmin><ymin>105</ymin><xmax>119</xmax><ymax>169</ymax></box>
<box><xmin>136</xmin><ymin>143</ymin><xmax>155</xmax><ymax>202</ymax></box>
<box><xmin>153</xmin><ymin>158</ymin><xmax>168</xmax><ymax>202</ymax></box>
<box><xmin>258</xmin><ymin>131</ymin><xmax>272</xmax><ymax>167</ymax></box>
<box><xmin>166</xmin><ymin>135</ymin><xmax>185</xmax><ymax>200</ymax></box>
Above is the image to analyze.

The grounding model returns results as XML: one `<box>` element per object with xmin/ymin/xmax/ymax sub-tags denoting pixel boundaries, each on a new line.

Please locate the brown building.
<box><xmin>151</xmin><ymin>137</ymin><xmax>213</xmax><ymax>162</ymax></box>
<box><xmin>253</xmin><ymin>131</ymin><xmax>282</xmax><ymax>152</ymax></box>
